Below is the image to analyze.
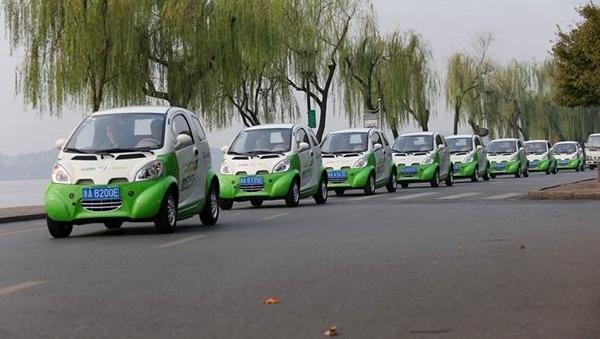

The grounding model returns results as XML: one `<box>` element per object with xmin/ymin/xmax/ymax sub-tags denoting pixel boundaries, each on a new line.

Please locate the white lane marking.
<box><xmin>0</xmin><ymin>280</ymin><xmax>46</xmax><ymax>298</ymax></box>
<box><xmin>437</xmin><ymin>192</ymin><xmax>482</xmax><ymax>200</ymax></box>
<box><xmin>483</xmin><ymin>193</ymin><xmax>524</xmax><ymax>200</ymax></box>
<box><xmin>389</xmin><ymin>192</ymin><xmax>439</xmax><ymax>201</ymax></box>
<box><xmin>347</xmin><ymin>195</ymin><xmax>379</xmax><ymax>202</ymax></box>
<box><xmin>0</xmin><ymin>227</ymin><xmax>45</xmax><ymax>238</ymax></box>
<box><xmin>260</xmin><ymin>212</ymin><xmax>288</xmax><ymax>221</ymax></box>
<box><xmin>156</xmin><ymin>235</ymin><xmax>207</xmax><ymax>248</ymax></box>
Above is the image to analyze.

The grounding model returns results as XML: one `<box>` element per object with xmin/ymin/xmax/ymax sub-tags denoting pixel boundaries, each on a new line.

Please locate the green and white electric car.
<box><xmin>585</xmin><ymin>133</ymin><xmax>600</xmax><ymax>170</ymax></box>
<box><xmin>554</xmin><ymin>141</ymin><xmax>585</xmax><ymax>172</ymax></box>
<box><xmin>321</xmin><ymin>128</ymin><xmax>396</xmax><ymax>196</ymax></box>
<box><xmin>392</xmin><ymin>132</ymin><xmax>454</xmax><ymax>188</ymax></box>
<box><xmin>524</xmin><ymin>140</ymin><xmax>557</xmax><ymax>174</ymax></box>
<box><xmin>487</xmin><ymin>138</ymin><xmax>529</xmax><ymax>178</ymax></box>
<box><xmin>45</xmin><ymin>106</ymin><xmax>220</xmax><ymax>238</ymax></box>
<box><xmin>446</xmin><ymin>134</ymin><xmax>490</xmax><ymax>182</ymax></box>
<box><xmin>218</xmin><ymin>124</ymin><xmax>328</xmax><ymax>209</ymax></box>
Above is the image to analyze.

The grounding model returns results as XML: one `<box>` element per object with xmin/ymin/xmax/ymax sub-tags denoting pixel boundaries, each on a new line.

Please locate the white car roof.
<box><xmin>400</xmin><ymin>131</ymin><xmax>435</xmax><ymax>137</ymax></box>
<box><xmin>554</xmin><ymin>141</ymin><xmax>578</xmax><ymax>145</ymax></box>
<box><xmin>525</xmin><ymin>140</ymin><xmax>548</xmax><ymax>143</ymax></box>
<box><xmin>490</xmin><ymin>138</ymin><xmax>518</xmax><ymax>143</ymax></box>
<box><xmin>329</xmin><ymin>128</ymin><xmax>374</xmax><ymax>134</ymax></box>
<box><xmin>446</xmin><ymin>134</ymin><xmax>474</xmax><ymax>139</ymax></box>
<box><xmin>244</xmin><ymin>123</ymin><xmax>296</xmax><ymax>131</ymax></box>
<box><xmin>92</xmin><ymin>106</ymin><xmax>174</xmax><ymax>116</ymax></box>
<box><xmin>589</xmin><ymin>133</ymin><xmax>600</xmax><ymax>136</ymax></box>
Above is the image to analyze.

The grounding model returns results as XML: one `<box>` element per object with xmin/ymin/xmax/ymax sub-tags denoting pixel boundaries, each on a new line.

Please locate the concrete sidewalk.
<box><xmin>0</xmin><ymin>205</ymin><xmax>45</xmax><ymax>223</ymax></box>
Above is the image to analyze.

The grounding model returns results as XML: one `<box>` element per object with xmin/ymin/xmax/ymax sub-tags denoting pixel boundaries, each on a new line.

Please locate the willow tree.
<box><xmin>281</xmin><ymin>0</ymin><xmax>357</xmax><ymax>141</ymax></box>
<box><xmin>4</xmin><ymin>0</ymin><xmax>145</xmax><ymax>113</ymax></box>
<box><xmin>445</xmin><ymin>34</ymin><xmax>494</xmax><ymax>135</ymax></box>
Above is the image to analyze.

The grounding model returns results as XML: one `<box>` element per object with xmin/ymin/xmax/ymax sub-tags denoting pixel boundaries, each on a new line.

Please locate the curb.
<box><xmin>0</xmin><ymin>213</ymin><xmax>46</xmax><ymax>224</ymax></box>
<box><xmin>0</xmin><ymin>205</ymin><xmax>46</xmax><ymax>224</ymax></box>
<box><xmin>528</xmin><ymin>179</ymin><xmax>600</xmax><ymax>200</ymax></box>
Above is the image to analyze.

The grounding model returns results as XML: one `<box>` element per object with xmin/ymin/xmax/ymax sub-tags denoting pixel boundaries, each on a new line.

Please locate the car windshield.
<box><xmin>64</xmin><ymin>113</ymin><xmax>165</xmax><ymax>153</ymax></box>
<box><xmin>487</xmin><ymin>141</ymin><xmax>516</xmax><ymax>154</ymax></box>
<box><xmin>228</xmin><ymin>128</ymin><xmax>292</xmax><ymax>154</ymax></box>
<box><xmin>554</xmin><ymin>143</ymin><xmax>577</xmax><ymax>154</ymax></box>
<box><xmin>587</xmin><ymin>135</ymin><xmax>600</xmax><ymax>147</ymax></box>
<box><xmin>446</xmin><ymin>137</ymin><xmax>473</xmax><ymax>153</ymax></box>
<box><xmin>524</xmin><ymin>142</ymin><xmax>547</xmax><ymax>154</ymax></box>
<box><xmin>321</xmin><ymin>132</ymin><xmax>368</xmax><ymax>153</ymax></box>
<box><xmin>392</xmin><ymin>135</ymin><xmax>434</xmax><ymax>153</ymax></box>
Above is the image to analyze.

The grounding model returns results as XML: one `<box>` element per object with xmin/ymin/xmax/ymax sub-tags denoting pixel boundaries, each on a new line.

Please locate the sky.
<box><xmin>0</xmin><ymin>0</ymin><xmax>592</xmax><ymax>155</ymax></box>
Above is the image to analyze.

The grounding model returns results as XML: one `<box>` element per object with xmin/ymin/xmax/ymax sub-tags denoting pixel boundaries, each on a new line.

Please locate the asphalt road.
<box><xmin>1</xmin><ymin>170</ymin><xmax>599</xmax><ymax>339</ymax></box>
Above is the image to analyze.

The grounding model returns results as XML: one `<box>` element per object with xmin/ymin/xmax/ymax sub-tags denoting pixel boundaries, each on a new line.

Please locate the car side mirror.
<box><xmin>55</xmin><ymin>138</ymin><xmax>66</xmax><ymax>151</ymax></box>
<box><xmin>220</xmin><ymin>145</ymin><xmax>228</xmax><ymax>153</ymax></box>
<box><xmin>175</xmin><ymin>133</ymin><xmax>193</xmax><ymax>150</ymax></box>
<box><xmin>437</xmin><ymin>144</ymin><xmax>446</xmax><ymax>150</ymax></box>
<box><xmin>476</xmin><ymin>145</ymin><xmax>483</xmax><ymax>151</ymax></box>
<box><xmin>519</xmin><ymin>147</ymin><xmax>524</xmax><ymax>152</ymax></box>
<box><xmin>373</xmin><ymin>143</ymin><xmax>383</xmax><ymax>151</ymax></box>
<box><xmin>299</xmin><ymin>142</ymin><xmax>310</xmax><ymax>152</ymax></box>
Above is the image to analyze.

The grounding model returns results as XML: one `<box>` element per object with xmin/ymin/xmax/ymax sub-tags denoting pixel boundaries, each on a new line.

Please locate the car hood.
<box><xmin>392</xmin><ymin>151</ymin><xmax>431</xmax><ymax>165</ymax></box>
<box><xmin>555</xmin><ymin>152</ymin><xmax>577</xmax><ymax>160</ymax></box>
<box><xmin>322</xmin><ymin>153</ymin><xmax>365</xmax><ymax>170</ymax></box>
<box><xmin>526</xmin><ymin>153</ymin><xmax>548</xmax><ymax>161</ymax></box>
<box><xmin>488</xmin><ymin>153</ymin><xmax>517</xmax><ymax>162</ymax></box>
<box><xmin>223</xmin><ymin>153</ymin><xmax>288</xmax><ymax>175</ymax></box>
<box><xmin>450</xmin><ymin>152</ymin><xmax>474</xmax><ymax>163</ymax></box>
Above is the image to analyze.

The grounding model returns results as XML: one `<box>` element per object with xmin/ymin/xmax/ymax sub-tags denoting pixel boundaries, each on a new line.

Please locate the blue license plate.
<box><xmin>453</xmin><ymin>164</ymin><xmax>461</xmax><ymax>172</ymax></box>
<box><xmin>495</xmin><ymin>163</ymin><xmax>505</xmax><ymax>169</ymax></box>
<box><xmin>327</xmin><ymin>170</ymin><xmax>346</xmax><ymax>179</ymax></box>
<box><xmin>82</xmin><ymin>186</ymin><xmax>120</xmax><ymax>201</ymax></box>
<box><xmin>559</xmin><ymin>160</ymin><xmax>568</xmax><ymax>166</ymax></box>
<box><xmin>529</xmin><ymin>161</ymin><xmax>538</xmax><ymax>168</ymax></box>
<box><xmin>401</xmin><ymin>166</ymin><xmax>417</xmax><ymax>175</ymax></box>
<box><xmin>240</xmin><ymin>176</ymin><xmax>264</xmax><ymax>186</ymax></box>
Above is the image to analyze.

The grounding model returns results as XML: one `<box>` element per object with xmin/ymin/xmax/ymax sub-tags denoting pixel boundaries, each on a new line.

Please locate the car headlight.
<box><xmin>464</xmin><ymin>153</ymin><xmax>473</xmax><ymax>163</ymax></box>
<box><xmin>135</xmin><ymin>160</ymin><xmax>163</xmax><ymax>181</ymax></box>
<box><xmin>272</xmin><ymin>158</ymin><xmax>291</xmax><ymax>173</ymax></box>
<box><xmin>220</xmin><ymin>161</ymin><xmax>233</xmax><ymax>174</ymax></box>
<box><xmin>422</xmin><ymin>154</ymin><xmax>434</xmax><ymax>164</ymax></box>
<box><xmin>509</xmin><ymin>153</ymin><xmax>518</xmax><ymax>161</ymax></box>
<box><xmin>353</xmin><ymin>156</ymin><xmax>368</xmax><ymax>168</ymax></box>
<box><xmin>51</xmin><ymin>163</ymin><xmax>71</xmax><ymax>184</ymax></box>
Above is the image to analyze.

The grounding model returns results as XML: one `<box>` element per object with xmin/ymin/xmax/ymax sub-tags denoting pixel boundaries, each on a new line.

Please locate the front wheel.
<box><xmin>445</xmin><ymin>167</ymin><xmax>454</xmax><ymax>186</ymax></box>
<box><xmin>154</xmin><ymin>190</ymin><xmax>177</xmax><ymax>234</ymax></box>
<box><xmin>523</xmin><ymin>166</ymin><xmax>529</xmax><ymax>178</ymax></box>
<box><xmin>490</xmin><ymin>173</ymin><xmax>496</xmax><ymax>179</ymax></box>
<box><xmin>104</xmin><ymin>221</ymin><xmax>123</xmax><ymax>230</ymax></box>
<box><xmin>364</xmin><ymin>173</ymin><xmax>376</xmax><ymax>195</ymax></box>
<box><xmin>470</xmin><ymin>166</ymin><xmax>479</xmax><ymax>182</ymax></box>
<box><xmin>313</xmin><ymin>177</ymin><xmax>328</xmax><ymax>204</ymax></box>
<box><xmin>430</xmin><ymin>169</ymin><xmax>440</xmax><ymax>188</ymax></box>
<box><xmin>482</xmin><ymin>165</ymin><xmax>491</xmax><ymax>181</ymax></box>
<box><xmin>515</xmin><ymin>167</ymin><xmax>522</xmax><ymax>178</ymax></box>
<box><xmin>386</xmin><ymin>171</ymin><xmax>397</xmax><ymax>193</ymax></box>
<box><xmin>285</xmin><ymin>179</ymin><xmax>300</xmax><ymax>207</ymax></box>
<box><xmin>47</xmin><ymin>217</ymin><xmax>73</xmax><ymax>238</ymax></box>
<box><xmin>200</xmin><ymin>184</ymin><xmax>219</xmax><ymax>225</ymax></box>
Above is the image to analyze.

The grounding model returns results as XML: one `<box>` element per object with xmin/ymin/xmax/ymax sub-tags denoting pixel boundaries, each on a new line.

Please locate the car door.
<box><xmin>172</xmin><ymin>113</ymin><xmax>201</xmax><ymax>208</ymax></box>
<box><xmin>380</xmin><ymin>131</ymin><xmax>393</xmax><ymax>178</ymax></box>
<box><xmin>475</xmin><ymin>136</ymin><xmax>486</xmax><ymax>172</ymax></box>
<box><xmin>308</xmin><ymin>129</ymin><xmax>322</xmax><ymax>187</ymax></box>
<box><xmin>295</xmin><ymin>127</ymin><xmax>313</xmax><ymax>191</ymax></box>
<box><xmin>189</xmin><ymin>113</ymin><xmax>210</xmax><ymax>203</ymax></box>
<box><xmin>436</xmin><ymin>134</ymin><xmax>449</xmax><ymax>177</ymax></box>
<box><xmin>370</xmin><ymin>130</ymin><xmax>385</xmax><ymax>182</ymax></box>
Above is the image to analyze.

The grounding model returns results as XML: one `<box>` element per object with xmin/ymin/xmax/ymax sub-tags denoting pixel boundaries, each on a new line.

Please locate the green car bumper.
<box><xmin>453</xmin><ymin>161</ymin><xmax>477</xmax><ymax>178</ymax></box>
<box><xmin>490</xmin><ymin>160</ymin><xmax>520</xmax><ymax>174</ymax></box>
<box><xmin>528</xmin><ymin>158</ymin><xmax>551</xmax><ymax>171</ymax></box>
<box><xmin>45</xmin><ymin>177</ymin><xmax>175</xmax><ymax>223</ymax></box>
<box><xmin>396</xmin><ymin>163</ymin><xmax>437</xmax><ymax>182</ymax></box>
<box><xmin>326</xmin><ymin>167</ymin><xmax>372</xmax><ymax>189</ymax></box>
<box><xmin>218</xmin><ymin>171</ymin><xmax>296</xmax><ymax>201</ymax></box>
<box><xmin>557</xmin><ymin>158</ymin><xmax>580</xmax><ymax>169</ymax></box>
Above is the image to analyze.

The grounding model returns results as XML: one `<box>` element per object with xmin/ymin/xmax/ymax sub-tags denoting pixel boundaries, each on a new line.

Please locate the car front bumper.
<box><xmin>557</xmin><ymin>158</ymin><xmax>580</xmax><ymax>169</ymax></box>
<box><xmin>326</xmin><ymin>167</ymin><xmax>372</xmax><ymax>190</ymax></box>
<box><xmin>396</xmin><ymin>163</ymin><xmax>437</xmax><ymax>182</ymax></box>
<box><xmin>528</xmin><ymin>159</ymin><xmax>551</xmax><ymax>171</ymax></box>
<box><xmin>490</xmin><ymin>160</ymin><xmax>520</xmax><ymax>174</ymax></box>
<box><xmin>453</xmin><ymin>161</ymin><xmax>477</xmax><ymax>178</ymax></box>
<box><xmin>218</xmin><ymin>171</ymin><xmax>296</xmax><ymax>201</ymax></box>
<box><xmin>45</xmin><ymin>178</ymin><xmax>174</xmax><ymax>223</ymax></box>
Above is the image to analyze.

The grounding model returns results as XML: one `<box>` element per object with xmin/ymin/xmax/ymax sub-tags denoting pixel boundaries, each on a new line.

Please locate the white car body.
<box><xmin>585</xmin><ymin>133</ymin><xmax>600</xmax><ymax>169</ymax></box>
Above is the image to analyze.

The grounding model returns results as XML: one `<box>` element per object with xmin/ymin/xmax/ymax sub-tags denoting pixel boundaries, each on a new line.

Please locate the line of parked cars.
<box><xmin>44</xmin><ymin>106</ymin><xmax>595</xmax><ymax>238</ymax></box>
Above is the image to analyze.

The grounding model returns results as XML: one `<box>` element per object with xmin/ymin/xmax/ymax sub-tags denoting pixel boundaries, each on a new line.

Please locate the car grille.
<box><xmin>239</xmin><ymin>183</ymin><xmax>264</xmax><ymax>192</ymax></box>
<box><xmin>329</xmin><ymin>177</ymin><xmax>346</xmax><ymax>183</ymax></box>
<box><xmin>81</xmin><ymin>199</ymin><xmax>122</xmax><ymax>212</ymax></box>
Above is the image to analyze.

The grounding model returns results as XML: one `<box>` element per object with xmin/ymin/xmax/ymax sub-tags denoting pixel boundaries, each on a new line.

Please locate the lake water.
<box><xmin>0</xmin><ymin>179</ymin><xmax>48</xmax><ymax>208</ymax></box>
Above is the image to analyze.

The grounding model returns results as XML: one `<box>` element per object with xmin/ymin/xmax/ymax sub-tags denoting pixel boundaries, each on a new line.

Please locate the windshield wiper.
<box><xmin>95</xmin><ymin>148</ymin><xmax>154</xmax><ymax>154</ymax></box>
<box><xmin>63</xmin><ymin>147</ymin><xmax>90</xmax><ymax>154</ymax></box>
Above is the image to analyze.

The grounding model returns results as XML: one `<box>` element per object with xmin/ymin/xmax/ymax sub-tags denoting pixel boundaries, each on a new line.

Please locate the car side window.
<box><xmin>190</xmin><ymin>115</ymin><xmax>206</xmax><ymax>141</ymax></box>
<box><xmin>474</xmin><ymin>137</ymin><xmax>481</xmax><ymax>147</ymax></box>
<box><xmin>172</xmin><ymin>114</ymin><xmax>194</xmax><ymax>142</ymax></box>
<box><xmin>381</xmin><ymin>133</ymin><xmax>389</xmax><ymax>146</ymax></box>
<box><xmin>371</xmin><ymin>132</ymin><xmax>381</xmax><ymax>147</ymax></box>
<box><xmin>296</xmin><ymin>128</ymin><xmax>310</xmax><ymax>150</ymax></box>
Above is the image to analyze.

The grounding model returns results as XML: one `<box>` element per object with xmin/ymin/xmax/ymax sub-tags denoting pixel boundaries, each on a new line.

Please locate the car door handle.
<box><xmin>194</xmin><ymin>148</ymin><xmax>199</xmax><ymax>156</ymax></box>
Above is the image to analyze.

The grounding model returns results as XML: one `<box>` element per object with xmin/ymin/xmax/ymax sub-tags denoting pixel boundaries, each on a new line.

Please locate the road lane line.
<box><xmin>483</xmin><ymin>193</ymin><xmax>524</xmax><ymax>200</ymax></box>
<box><xmin>347</xmin><ymin>195</ymin><xmax>379</xmax><ymax>202</ymax></box>
<box><xmin>389</xmin><ymin>192</ymin><xmax>439</xmax><ymax>201</ymax></box>
<box><xmin>260</xmin><ymin>212</ymin><xmax>288</xmax><ymax>221</ymax></box>
<box><xmin>156</xmin><ymin>235</ymin><xmax>207</xmax><ymax>248</ymax></box>
<box><xmin>436</xmin><ymin>192</ymin><xmax>482</xmax><ymax>200</ymax></box>
<box><xmin>0</xmin><ymin>227</ymin><xmax>45</xmax><ymax>238</ymax></box>
<box><xmin>0</xmin><ymin>280</ymin><xmax>46</xmax><ymax>297</ymax></box>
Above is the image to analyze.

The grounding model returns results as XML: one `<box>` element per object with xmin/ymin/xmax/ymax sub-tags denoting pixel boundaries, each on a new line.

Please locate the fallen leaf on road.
<box><xmin>324</xmin><ymin>326</ymin><xmax>338</xmax><ymax>336</ymax></box>
<box><xmin>263</xmin><ymin>297</ymin><xmax>279</xmax><ymax>305</ymax></box>
<box><xmin>520</xmin><ymin>244</ymin><xmax>526</xmax><ymax>249</ymax></box>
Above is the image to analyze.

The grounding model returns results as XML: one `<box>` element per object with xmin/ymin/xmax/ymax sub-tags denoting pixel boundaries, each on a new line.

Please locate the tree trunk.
<box><xmin>453</xmin><ymin>102</ymin><xmax>461</xmax><ymax>135</ymax></box>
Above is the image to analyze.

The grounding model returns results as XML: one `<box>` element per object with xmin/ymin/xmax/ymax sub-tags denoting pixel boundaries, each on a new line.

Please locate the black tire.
<box><xmin>250</xmin><ymin>199</ymin><xmax>263</xmax><ymax>208</ymax></box>
<box><xmin>104</xmin><ymin>221</ymin><xmax>123</xmax><ymax>230</ymax></box>
<box><xmin>154</xmin><ymin>190</ymin><xmax>177</xmax><ymax>234</ymax></box>
<box><xmin>334</xmin><ymin>189</ymin><xmax>345</xmax><ymax>196</ymax></box>
<box><xmin>523</xmin><ymin>165</ymin><xmax>529</xmax><ymax>178</ymax></box>
<box><xmin>515</xmin><ymin>166</ymin><xmax>521</xmax><ymax>178</ymax></box>
<box><xmin>200</xmin><ymin>183</ymin><xmax>219</xmax><ymax>225</ymax></box>
<box><xmin>580</xmin><ymin>161</ymin><xmax>585</xmax><ymax>172</ymax></box>
<box><xmin>590</xmin><ymin>165</ymin><xmax>596</xmax><ymax>170</ymax></box>
<box><xmin>386</xmin><ymin>170</ymin><xmax>397</xmax><ymax>193</ymax></box>
<box><xmin>219</xmin><ymin>199</ymin><xmax>233</xmax><ymax>210</ymax></box>
<box><xmin>313</xmin><ymin>177</ymin><xmax>328</xmax><ymax>204</ymax></box>
<box><xmin>400</xmin><ymin>182</ymin><xmax>409</xmax><ymax>188</ymax></box>
<box><xmin>285</xmin><ymin>179</ymin><xmax>300</xmax><ymax>207</ymax></box>
<box><xmin>482</xmin><ymin>164</ymin><xmax>491</xmax><ymax>181</ymax></box>
<box><xmin>470</xmin><ymin>166</ymin><xmax>479</xmax><ymax>182</ymax></box>
<box><xmin>545</xmin><ymin>164</ymin><xmax>551</xmax><ymax>175</ymax></box>
<box><xmin>430</xmin><ymin>168</ymin><xmax>440</xmax><ymax>188</ymax></box>
<box><xmin>47</xmin><ymin>217</ymin><xmax>73</xmax><ymax>238</ymax></box>
<box><xmin>490</xmin><ymin>173</ymin><xmax>496</xmax><ymax>179</ymax></box>
<box><xmin>364</xmin><ymin>173</ymin><xmax>376</xmax><ymax>195</ymax></box>
<box><xmin>445</xmin><ymin>166</ymin><xmax>454</xmax><ymax>186</ymax></box>
<box><xmin>576</xmin><ymin>164</ymin><xmax>580</xmax><ymax>172</ymax></box>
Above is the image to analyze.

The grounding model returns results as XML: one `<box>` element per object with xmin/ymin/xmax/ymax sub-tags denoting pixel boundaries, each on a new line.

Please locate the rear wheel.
<box><xmin>250</xmin><ymin>199</ymin><xmax>263</xmax><ymax>208</ymax></box>
<box><xmin>515</xmin><ymin>167</ymin><xmax>522</xmax><ymax>178</ymax></box>
<box><xmin>334</xmin><ymin>189</ymin><xmax>345</xmax><ymax>196</ymax></box>
<box><xmin>386</xmin><ymin>171</ymin><xmax>397</xmax><ymax>193</ymax></box>
<box><xmin>523</xmin><ymin>165</ymin><xmax>529</xmax><ymax>178</ymax></box>
<box><xmin>154</xmin><ymin>190</ymin><xmax>177</xmax><ymax>234</ymax></box>
<box><xmin>470</xmin><ymin>166</ymin><xmax>479</xmax><ymax>182</ymax></box>
<box><xmin>400</xmin><ymin>182</ymin><xmax>409</xmax><ymax>188</ymax></box>
<box><xmin>364</xmin><ymin>173</ymin><xmax>376</xmax><ymax>195</ymax></box>
<box><xmin>219</xmin><ymin>199</ymin><xmax>233</xmax><ymax>210</ymax></box>
<box><xmin>285</xmin><ymin>179</ymin><xmax>300</xmax><ymax>207</ymax></box>
<box><xmin>104</xmin><ymin>221</ymin><xmax>122</xmax><ymax>230</ymax></box>
<box><xmin>430</xmin><ymin>169</ymin><xmax>440</xmax><ymax>188</ymax></box>
<box><xmin>313</xmin><ymin>177</ymin><xmax>328</xmax><ymax>204</ymax></box>
<box><xmin>47</xmin><ymin>217</ymin><xmax>73</xmax><ymax>238</ymax></box>
<box><xmin>482</xmin><ymin>164</ymin><xmax>491</xmax><ymax>181</ymax></box>
<box><xmin>200</xmin><ymin>184</ymin><xmax>219</xmax><ymax>225</ymax></box>
<box><xmin>445</xmin><ymin>167</ymin><xmax>454</xmax><ymax>186</ymax></box>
